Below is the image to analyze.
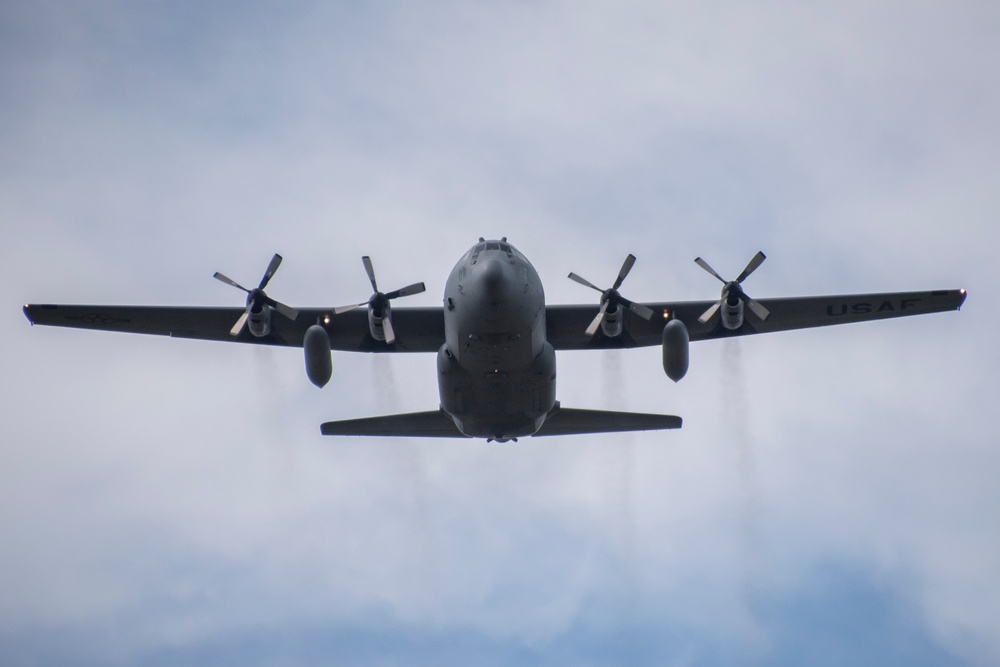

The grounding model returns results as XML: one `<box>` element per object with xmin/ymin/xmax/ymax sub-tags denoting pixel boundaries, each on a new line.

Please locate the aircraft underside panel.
<box><xmin>437</xmin><ymin>341</ymin><xmax>556</xmax><ymax>439</ymax></box>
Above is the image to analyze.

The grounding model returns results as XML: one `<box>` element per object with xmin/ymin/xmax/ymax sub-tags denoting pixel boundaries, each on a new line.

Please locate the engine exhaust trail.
<box><xmin>721</xmin><ymin>338</ymin><xmax>766</xmax><ymax>656</ymax></box>
<box><xmin>253</xmin><ymin>345</ymin><xmax>298</xmax><ymax>489</ymax></box>
<box><xmin>603</xmin><ymin>350</ymin><xmax>641</xmax><ymax>631</ymax></box>
<box><xmin>371</xmin><ymin>354</ymin><xmax>402</xmax><ymax>412</ymax></box>
<box><xmin>398</xmin><ymin>440</ymin><xmax>439</xmax><ymax>621</ymax></box>
<box><xmin>371</xmin><ymin>355</ymin><xmax>439</xmax><ymax>618</ymax></box>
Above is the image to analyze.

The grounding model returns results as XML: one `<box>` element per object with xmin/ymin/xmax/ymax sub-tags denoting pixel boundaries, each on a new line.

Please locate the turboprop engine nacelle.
<box><xmin>600</xmin><ymin>304</ymin><xmax>624</xmax><ymax>338</ymax></box>
<box><xmin>368</xmin><ymin>304</ymin><xmax>390</xmax><ymax>342</ymax></box>
<box><xmin>720</xmin><ymin>290</ymin><xmax>744</xmax><ymax>330</ymax></box>
<box><xmin>662</xmin><ymin>318</ymin><xmax>689</xmax><ymax>382</ymax></box>
<box><xmin>247</xmin><ymin>302</ymin><xmax>273</xmax><ymax>338</ymax></box>
<box><xmin>304</xmin><ymin>324</ymin><xmax>333</xmax><ymax>388</ymax></box>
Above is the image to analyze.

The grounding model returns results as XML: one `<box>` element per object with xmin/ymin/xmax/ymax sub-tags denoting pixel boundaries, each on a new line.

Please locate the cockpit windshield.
<box><xmin>469</xmin><ymin>239</ymin><xmax>521</xmax><ymax>263</ymax></box>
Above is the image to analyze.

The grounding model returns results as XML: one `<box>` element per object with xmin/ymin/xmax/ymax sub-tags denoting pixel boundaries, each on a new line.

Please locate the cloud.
<box><xmin>2</xmin><ymin>1</ymin><xmax>998</xmax><ymax>665</ymax></box>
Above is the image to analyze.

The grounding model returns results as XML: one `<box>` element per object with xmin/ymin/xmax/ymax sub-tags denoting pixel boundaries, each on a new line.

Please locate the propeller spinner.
<box><xmin>214</xmin><ymin>253</ymin><xmax>300</xmax><ymax>337</ymax></box>
<box><xmin>694</xmin><ymin>251</ymin><xmax>770</xmax><ymax>325</ymax></box>
<box><xmin>335</xmin><ymin>256</ymin><xmax>425</xmax><ymax>345</ymax></box>
<box><xmin>568</xmin><ymin>253</ymin><xmax>655</xmax><ymax>337</ymax></box>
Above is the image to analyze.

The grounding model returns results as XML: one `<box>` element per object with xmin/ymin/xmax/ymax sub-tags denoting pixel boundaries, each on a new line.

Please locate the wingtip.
<box><xmin>23</xmin><ymin>304</ymin><xmax>34</xmax><ymax>325</ymax></box>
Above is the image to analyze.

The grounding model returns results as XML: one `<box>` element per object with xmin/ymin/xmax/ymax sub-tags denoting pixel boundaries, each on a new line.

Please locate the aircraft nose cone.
<box><xmin>479</xmin><ymin>257</ymin><xmax>505</xmax><ymax>290</ymax></box>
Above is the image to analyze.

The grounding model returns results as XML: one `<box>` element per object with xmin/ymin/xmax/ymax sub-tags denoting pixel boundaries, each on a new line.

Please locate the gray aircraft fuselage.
<box><xmin>437</xmin><ymin>239</ymin><xmax>556</xmax><ymax>441</ymax></box>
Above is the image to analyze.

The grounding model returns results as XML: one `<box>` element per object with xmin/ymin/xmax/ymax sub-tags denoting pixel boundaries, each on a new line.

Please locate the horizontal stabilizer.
<box><xmin>320</xmin><ymin>404</ymin><xmax>682</xmax><ymax>439</ymax></box>
<box><xmin>533</xmin><ymin>404</ymin><xmax>682</xmax><ymax>436</ymax></box>
<box><xmin>320</xmin><ymin>409</ymin><xmax>466</xmax><ymax>437</ymax></box>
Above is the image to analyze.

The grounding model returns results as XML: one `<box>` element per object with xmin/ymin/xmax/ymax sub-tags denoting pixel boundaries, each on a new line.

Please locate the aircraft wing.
<box><xmin>24</xmin><ymin>288</ymin><xmax>965</xmax><ymax>352</ymax></box>
<box><xmin>546</xmin><ymin>288</ymin><xmax>967</xmax><ymax>350</ymax></box>
<box><xmin>22</xmin><ymin>304</ymin><xmax>446</xmax><ymax>352</ymax></box>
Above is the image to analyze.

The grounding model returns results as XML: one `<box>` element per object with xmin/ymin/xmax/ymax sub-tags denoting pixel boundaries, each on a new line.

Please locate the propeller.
<box><xmin>214</xmin><ymin>253</ymin><xmax>299</xmax><ymax>336</ymax></box>
<box><xmin>568</xmin><ymin>253</ymin><xmax>655</xmax><ymax>336</ymax></box>
<box><xmin>334</xmin><ymin>255</ymin><xmax>426</xmax><ymax>344</ymax></box>
<box><xmin>694</xmin><ymin>251</ymin><xmax>770</xmax><ymax>324</ymax></box>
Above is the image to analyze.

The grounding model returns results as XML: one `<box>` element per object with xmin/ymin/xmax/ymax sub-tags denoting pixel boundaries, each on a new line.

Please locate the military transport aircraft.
<box><xmin>23</xmin><ymin>238</ymin><xmax>966</xmax><ymax>441</ymax></box>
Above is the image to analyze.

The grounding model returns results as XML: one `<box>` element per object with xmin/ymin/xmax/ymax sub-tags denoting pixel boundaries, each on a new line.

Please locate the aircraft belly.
<box><xmin>439</xmin><ymin>250</ymin><xmax>554</xmax><ymax>439</ymax></box>
<box><xmin>454</xmin><ymin>362</ymin><xmax>555</xmax><ymax>439</ymax></box>
<box><xmin>439</xmin><ymin>338</ymin><xmax>554</xmax><ymax>439</ymax></box>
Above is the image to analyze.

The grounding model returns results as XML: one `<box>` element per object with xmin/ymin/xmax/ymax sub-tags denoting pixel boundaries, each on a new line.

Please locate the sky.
<box><xmin>2</xmin><ymin>1</ymin><xmax>998</xmax><ymax>665</ymax></box>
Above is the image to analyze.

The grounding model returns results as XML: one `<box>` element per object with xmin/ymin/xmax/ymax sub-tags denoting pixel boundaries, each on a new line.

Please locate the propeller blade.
<box><xmin>696</xmin><ymin>252</ymin><xmax>769</xmax><ymax>326</ymax></box>
<box><xmin>216</xmin><ymin>254</ymin><xmax>296</xmax><ymax>333</ymax></box>
<box><xmin>568</xmin><ymin>272</ymin><xmax>603</xmax><ymax>293</ymax></box>
<box><xmin>383</xmin><ymin>314</ymin><xmax>396</xmax><ymax>345</ymax></box>
<box><xmin>694</xmin><ymin>257</ymin><xmax>726</xmax><ymax>284</ymax></box>
<box><xmin>334</xmin><ymin>302</ymin><xmax>366</xmax><ymax>315</ymax></box>
<box><xmin>362</xmin><ymin>256</ymin><xmax>379</xmax><ymax>293</ymax></box>
<box><xmin>745</xmin><ymin>296</ymin><xmax>770</xmax><ymax>320</ymax></box>
<box><xmin>385</xmin><ymin>282</ymin><xmax>426</xmax><ymax>300</ymax></box>
<box><xmin>698</xmin><ymin>300</ymin><xmax>722</xmax><ymax>324</ymax></box>
<box><xmin>623</xmin><ymin>299</ymin><xmax>655</xmax><ymax>321</ymax></box>
<box><xmin>735</xmin><ymin>251</ymin><xmax>766</xmax><ymax>284</ymax></box>
<box><xmin>214</xmin><ymin>272</ymin><xmax>250</xmax><ymax>293</ymax></box>
<box><xmin>571</xmin><ymin>254</ymin><xmax>647</xmax><ymax>335</ymax></box>
<box><xmin>258</xmin><ymin>253</ymin><xmax>283</xmax><ymax>290</ymax></box>
<box><xmin>612</xmin><ymin>254</ymin><xmax>637</xmax><ymax>291</ymax></box>
<box><xmin>230</xmin><ymin>307</ymin><xmax>251</xmax><ymax>336</ymax></box>
<box><xmin>272</xmin><ymin>301</ymin><xmax>299</xmax><ymax>321</ymax></box>
<box><xmin>585</xmin><ymin>301</ymin><xmax>609</xmax><ymax>337</ymax></box>
<box><xmin>340</xmin><ymin>256</ymin><xmax>425</xmax><ymax>342</ymax></box>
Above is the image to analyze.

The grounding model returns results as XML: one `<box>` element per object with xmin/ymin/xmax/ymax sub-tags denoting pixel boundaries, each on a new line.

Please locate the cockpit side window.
<box><xmin>470</xmin><ymin>242</ymin><xmax>487</xmax><ymax>263</ymax></box>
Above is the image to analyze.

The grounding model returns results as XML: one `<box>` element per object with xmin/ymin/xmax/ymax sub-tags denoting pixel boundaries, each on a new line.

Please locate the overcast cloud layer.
<box><xmin>2</xmin><ymin>2</ymin><xmax>998</xmax><ymax>665</ymax></box>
